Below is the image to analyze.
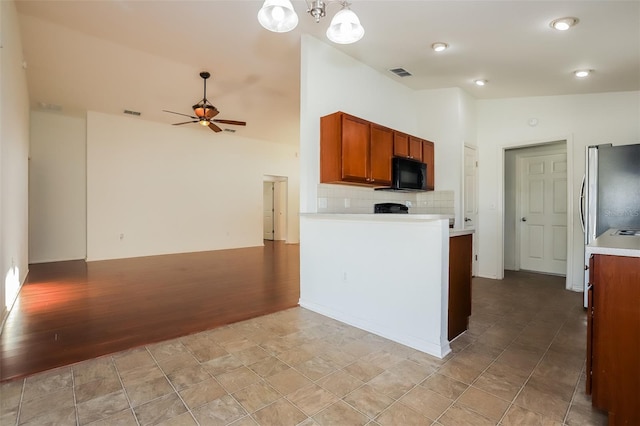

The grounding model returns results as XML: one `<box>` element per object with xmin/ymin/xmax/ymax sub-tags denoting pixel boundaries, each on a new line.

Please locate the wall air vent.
<box><xmin>389</xmin><ymin>67</ymin><xmax>412</xmax><ymax>77</ymax></box>
<box><xmin>123</xmin><ymin>109</ymin><xmax>141</xmax><ymax>116</ymax></box>
<box><xmin>38</xmin><ymin>102</ymin><xmax>63</xmax><ymax>111</ymax></box>
<box><xmin>223</xmin><ymin>128</ymin><xmax>236</xmax><ymax>133</ymax></box>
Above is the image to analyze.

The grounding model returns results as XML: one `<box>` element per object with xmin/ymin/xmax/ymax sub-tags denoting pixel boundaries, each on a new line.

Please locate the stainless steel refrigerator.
<box><xmin>581</xmin><ymin>143</ymin><xmax>640</xmax><ymax>306</ymax></box>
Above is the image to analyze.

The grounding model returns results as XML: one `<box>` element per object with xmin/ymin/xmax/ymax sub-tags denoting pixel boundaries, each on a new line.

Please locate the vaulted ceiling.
<box><xmin>15</xmin><ymin>1</ymin><xmax>640</xmax><ymax>145</ymax></box>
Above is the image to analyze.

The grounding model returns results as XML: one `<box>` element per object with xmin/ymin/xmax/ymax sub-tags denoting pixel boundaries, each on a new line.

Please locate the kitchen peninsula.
<box><xmin>299</xmin><ymin>213</ymin><xmax>473</xmax><ymax>359</ymax></box>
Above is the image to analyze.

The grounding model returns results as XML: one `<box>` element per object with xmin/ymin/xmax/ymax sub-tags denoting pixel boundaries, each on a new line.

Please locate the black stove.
<box><xmin>374</xmin><ymin>203</ymin><xmax>408</xmax><ymax>214</ymax></box>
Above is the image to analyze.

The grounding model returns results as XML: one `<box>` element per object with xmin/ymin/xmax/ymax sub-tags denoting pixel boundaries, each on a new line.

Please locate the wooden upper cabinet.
<box><xmin>394</xmin><ymin>133</ymin><xmax>422</xmax><ymax>161</ymax></box>
<box><xmin>422</xmin><ymin>140</ymin><xmax>435</xmax><ymax>190</ymax></box>
<box><xmin>370</xmin><ymin>124</ymin><xmax>393</xmax><ymax>184</ymax></box>
<box><xmin>320</xmin><ymin>111</ymin><xmax>433</xmax><ymax>189</ymax></box>
<box><xmin>320</xmin><ymin>112</ymin><xmax>389</xmax><ymax>186</ymax></box>
<box><xmin>341</xmin><ymin>114</ymin><xmax>371</xmax><ymax>184</ymax></box>
<box><xmin>393</xmin><ymin>132</ymin><xmax>409</xmax><ymax>158</ymax></box>
<box><xmin>409</xmin><ymin>136</ymin><xmax>423</xmax><ymax>161</ymax></box>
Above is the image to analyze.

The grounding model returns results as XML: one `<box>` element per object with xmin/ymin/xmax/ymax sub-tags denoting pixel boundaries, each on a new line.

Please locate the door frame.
<box><xmin>463</xmin><ymin>144</ymin><xmax>478</xmax><ymax>276</ymax></box>
<box><xmin>498</xmin><ymin>135</ymin><xmax>575</xmax><ymax>291</ymax></box>
<box><xmin>263</xmin><ymin>175</ymin><xmax>288</xmax><ymax>242</ymax></box>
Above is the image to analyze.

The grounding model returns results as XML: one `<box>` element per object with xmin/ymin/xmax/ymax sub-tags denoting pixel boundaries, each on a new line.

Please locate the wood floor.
<box><xmin>0</xmin><ymin>241</ymin><xmax>300</xmax><ymax>382</ymax></box>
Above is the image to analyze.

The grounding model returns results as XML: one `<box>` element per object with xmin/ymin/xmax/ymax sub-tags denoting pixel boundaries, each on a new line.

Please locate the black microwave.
<box><xmin>377</xmin><ymin>157</ymin><xmax>427</xmax><ymax>192</ymax></box>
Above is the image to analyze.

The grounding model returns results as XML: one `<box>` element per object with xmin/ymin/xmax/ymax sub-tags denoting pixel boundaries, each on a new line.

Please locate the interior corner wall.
<box><xmin>1</xmin><ymin>0</ymin><xmax>30</xmax><ymax>318</ymax></box>
<box><xmin>29</xmin><ymin>111</ymin><xmax>87</xmax><ymax>263</ymax></box>
<box><xmin>414</xmin><ymin>87</ymin><xmax>476</xmax><ymax>227</ymax></box>
<box><xmin>476</xmin><ymin>91</ymin><xmax>640</xmax><ymax>289</ymax></box>
<box><xmin>300</xmin><ymin>35</ymin><xmax>418</xmax><ymax>214</ymax></box>
<box><xmin>86</xmin><ymin>111</ymin><xmax>299</xmax><ymax>261</ymax></box>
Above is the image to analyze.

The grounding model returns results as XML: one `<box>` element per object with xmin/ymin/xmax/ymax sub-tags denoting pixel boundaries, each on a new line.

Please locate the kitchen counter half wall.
<box><xmin>299</xmin><ymin>213</ymin><xmax>454</xmax><ymax>358</ymax></box>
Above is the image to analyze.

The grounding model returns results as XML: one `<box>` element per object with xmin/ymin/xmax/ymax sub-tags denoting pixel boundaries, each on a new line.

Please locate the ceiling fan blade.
<box><xmin>163</xmin><ymin>110</ymin><xmax>197</xmax><ymax>119</ymax></box>
<box><xmin>208</xmin><ymin>123</ymin><xmax>223</xmax><ymax>133</ymax></box>
<box><xmin>212</xmin><ymin>119</ymin><xmax>246</xmax><ymax>126</ymax></box>
<box><xmin>173</xmin><ymin>120</ymin><xmax>198</xmax><ymax>125</ymax></box>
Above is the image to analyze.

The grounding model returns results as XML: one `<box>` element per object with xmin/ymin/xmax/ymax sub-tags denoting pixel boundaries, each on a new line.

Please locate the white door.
<box><xmin>463</xmin><ymin>146</ymin><xmax>478</xmax><ymax>275</ymax></box>
<box><xmin>263</xmin><ymin>182</ymin><xmax>274</xmax><ymax>240</ymax></box>
<box><xmin>519</xmin><ymin>153</ymin><xmax>567</xmax><ymax>274</ymax></box>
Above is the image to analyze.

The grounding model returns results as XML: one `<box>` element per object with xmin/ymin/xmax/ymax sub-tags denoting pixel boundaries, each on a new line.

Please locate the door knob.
<box><xmin>464</xmin><ymin>217</ymin><xmax>471</xmax><ymax>222</ymax></box>
<box><xmin>521</xmin><ymin>217</ymin><xmax>527</xmax><ymax>222</ymax></box>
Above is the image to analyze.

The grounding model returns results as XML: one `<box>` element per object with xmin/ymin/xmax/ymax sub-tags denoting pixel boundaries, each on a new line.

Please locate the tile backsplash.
<box><xmin>317</xmin><ymin>184</ymin><xmax>454</xmax><ymax>215</ymax></box>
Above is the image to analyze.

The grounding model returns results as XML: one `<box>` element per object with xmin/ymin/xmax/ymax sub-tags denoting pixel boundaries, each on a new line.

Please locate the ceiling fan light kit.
<box><xmin>163</xmin><ymin>71</ymin><xmax>247</xmax><ymax>133</ymax></box>
<box><xmin>258</xmin><ymin>0</ymin><xmax>365</xmax><ymax>44</ymax></box>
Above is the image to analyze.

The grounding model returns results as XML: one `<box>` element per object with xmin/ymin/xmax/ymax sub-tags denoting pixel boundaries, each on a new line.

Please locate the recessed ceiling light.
<box><xmin>474</xmin><ymin>79</ymin><xmax>488</xmax><ymax>86</ymax></box>
<box><xmin>550</xmin><ymin>17</ymin><xmax>579</xmax><ymax>31</ymax></box>
<box><xmin>431</xmin><ymin>42</ymin><xmax>448</xmax><ymax>52</ymax></box>
<box><xmin>574</xmin><ymin>69</ymin><xmax>592</xmax><ymax>78</ymax></box>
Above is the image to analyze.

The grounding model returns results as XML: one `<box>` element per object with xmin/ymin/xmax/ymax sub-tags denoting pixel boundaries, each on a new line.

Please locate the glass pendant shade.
<box><xmin>326</xmin><ymin>8</ymin><xmax>364</xmax><ymax>44</ymax></box>
<box><xmin>258</xmin><ymin>0</ymin><xmax>298</xmax><ymax>33</ymax></box>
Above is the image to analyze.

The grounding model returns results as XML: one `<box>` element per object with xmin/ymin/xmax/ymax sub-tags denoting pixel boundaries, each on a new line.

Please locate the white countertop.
<box><xmin>586</xmin><ymin>229</ymin><xmax>640</xmax><ymax>258</ymax></box>
<box><xmin>300</xmin><ymin>213</ymin><xmax>474</xmax><ymax>236</ymax></box>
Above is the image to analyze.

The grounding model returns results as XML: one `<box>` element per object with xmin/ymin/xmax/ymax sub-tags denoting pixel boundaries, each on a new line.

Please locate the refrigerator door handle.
<box><xmin>580</xmin><ymin>174</ymin><xmax>586</xmax><ymax>234</ymax></box>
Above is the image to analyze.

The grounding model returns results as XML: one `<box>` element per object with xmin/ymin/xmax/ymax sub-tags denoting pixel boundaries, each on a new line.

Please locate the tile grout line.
<box><xmin>112</xmin><ymin>354</ymin><xmax>142</xmax><ymax>426</ymax></box>
<box><xmin>145</xmin><ymin>344</ymin><xmax>202</xmax><ymax>425</ymax></box>
<box><xmin>13</xmin><ymin>377</ymin><xmax>26</xmax><ymax>426</ymax></box>
<box><xmin>71</xmin><ymin>367</ymin><xmax>79</xmax><ymax>426</ymax></box>
<box><xmin>563</xmin><ymin>353</ymin><xmax>588</xmax><ymax>425</ymax></box>
<box><xmin>495</xmin><ymin>316</ymin><xmax>573</xmax><ymax>426</ymax></box>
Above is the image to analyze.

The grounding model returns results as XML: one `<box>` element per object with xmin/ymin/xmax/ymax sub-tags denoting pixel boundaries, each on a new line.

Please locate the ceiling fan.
<box><xmin>163</xmin><ymin>71</ymin><xmax>247</xmax><ymax>133</ymax></box>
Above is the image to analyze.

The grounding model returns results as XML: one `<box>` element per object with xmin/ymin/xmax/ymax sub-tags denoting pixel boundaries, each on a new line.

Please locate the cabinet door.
<box><xmin>370</xmin><ymin>124</ymin><xmax>393</xmax><ymax>185</ymax></box>
<box><xmin>590</xmin><ymin>254</ymin><xmax>640</xmax><ymax>424</ymax></box>
<box><xmin>448</xmin><ymin>234</ymin><xmax>473</xmax><ymax>340</ymax></box>
<box><xmin>393</xmin><ymin>132</ymin><xmax>409</xmax><ymax>158</ymax></box>
<box><xmin>409</xmin><ymin>136</ymin><xmax>423</xmax><ymax>160</ymax></box>
<box><xmin>341</xmin><ymin>114</ymin><xmax>370</xmax><ymax>184</ymax></box>
<box><xmin>423</xmin><ymin>140</ymin><xmax>435</xmax><ymax>190</ymax></box>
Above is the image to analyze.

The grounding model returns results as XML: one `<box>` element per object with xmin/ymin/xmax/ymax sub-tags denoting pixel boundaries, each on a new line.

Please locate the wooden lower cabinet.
<box><xmin>587</xmin><ymin>254</ymin><xmax>640</xmax><ymax>426</ymax></box>
<box><xmin>448</xmin><ymin>234</ymin><xmax>472</xmax><ymax>341</ymax></box>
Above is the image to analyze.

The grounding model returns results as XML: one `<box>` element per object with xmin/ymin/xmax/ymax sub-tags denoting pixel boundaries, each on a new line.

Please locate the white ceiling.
<box><xmin>15</xmin><ymin>1</ymin><xmax>640</xmax><ymax>145</ymax></box>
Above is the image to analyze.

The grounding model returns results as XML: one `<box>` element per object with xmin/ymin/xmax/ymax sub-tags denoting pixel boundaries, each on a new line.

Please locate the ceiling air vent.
<box><xmin>123</xmin><ymin>109</ymin><xmax>141</xmax><ymax>116</ymax></box>
<box><xmin>223</xmin><ymin>128</ymin><xmax>236</xmax><ymax>133</ymax></box>
<box><xmin>389</xmin><ymin>67</ymin><xmax>412</xmax><ymax>77</ymax></box>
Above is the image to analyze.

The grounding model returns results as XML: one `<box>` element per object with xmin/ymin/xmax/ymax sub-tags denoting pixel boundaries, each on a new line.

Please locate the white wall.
<box><xmin>414</xmin><ymin>88</ymin><xmax>477</xmax><ymax>226</ymax></box>
<box><xmin>29</xmin><ymin>111</ymin><xmax>86</xmax><ymax>263</ymax></box>
<box><xmin>1</xmin><ymin>0</ymin><xmax>30</xmax><ymax>319</ymax></box>
<box><xmin>477</xmin><ymin>91</ymin><xmax>640</xmax><ymax>291</ymax></box>
<box><xmin>86</xmin><ymin>111</ymin><xmax>299</xmax><ymax>261</ymax></box>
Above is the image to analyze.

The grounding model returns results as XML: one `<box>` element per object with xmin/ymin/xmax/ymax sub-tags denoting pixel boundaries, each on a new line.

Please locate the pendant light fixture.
<box><xmin>326</xmin><ymin>4</ymin><xmax>364</xmax><ymax>44</ymax></box>
<box><xmin>258</xmin><ymin>0</ymin><xmax>365</xmax><ymax>44</ymax></box>
<box><xmin>258</xmin><ymin>0</ymin><xmax>299</xmax><ymax>33</ymax></box>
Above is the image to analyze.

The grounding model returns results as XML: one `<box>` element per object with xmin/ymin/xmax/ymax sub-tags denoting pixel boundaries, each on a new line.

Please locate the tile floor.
<box><xmin>1</xmin><ymin>272</ymin><xmax>608</xmax><ymax>425</ymax></box>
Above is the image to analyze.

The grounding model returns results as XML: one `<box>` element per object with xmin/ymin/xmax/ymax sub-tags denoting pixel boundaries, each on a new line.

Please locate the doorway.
<box><xmin>263</xmin><ymin>175</ymin><xmax>288</xmax><ymax>242</ymax></box>
<box><xmin>504</xmin><ymin>142</ymin><xmax>567</xmax><ymax>275</ymax></box>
